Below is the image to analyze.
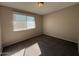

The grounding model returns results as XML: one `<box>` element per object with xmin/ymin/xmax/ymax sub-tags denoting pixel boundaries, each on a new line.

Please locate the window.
<box><xmin>27</xmin><ymin>16</ymin><xmax>36</xmax><ymax>29</ymax></box>
<box><xmin>13</xmin><ymin>13</ymin><xmax>36</xmax><ymax>31</ymax></box>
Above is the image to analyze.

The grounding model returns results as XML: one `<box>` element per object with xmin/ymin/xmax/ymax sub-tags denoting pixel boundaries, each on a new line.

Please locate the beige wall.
<box><xmin>0</xmin><ymin>24</ymin><xmax>1</xmax><ymax>55</ymax></box>
<box><xmin>0</xmin><ymin>7</ymin><xmax>42</xmax><ymax>47</ymax></box>
<box><xmin>77</xmin><ymin>4</ymin><xmax>79</xmax><ymax>53</ymax></box>
<box><xmin>43</xmin><ymin>4</ymin><xmax>78</xmax><ymax>43</ymax></box>
<box><xmin>0</xmin><ymin>7</ymin><xmax>2</xmax><ymax>55</ymax></box>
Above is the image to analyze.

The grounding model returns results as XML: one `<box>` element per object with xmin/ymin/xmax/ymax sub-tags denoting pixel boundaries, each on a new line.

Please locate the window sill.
<box><xmin>13</xmin><ymin>27</ymin><xmax>36</xmax><ymax>32</ymax></box>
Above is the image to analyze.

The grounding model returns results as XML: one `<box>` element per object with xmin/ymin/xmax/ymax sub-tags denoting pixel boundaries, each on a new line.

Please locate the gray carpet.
<box><xmin>2</xmin><ymin>34</ymin><xmax>78</xmax><ymax>56</ymax></box>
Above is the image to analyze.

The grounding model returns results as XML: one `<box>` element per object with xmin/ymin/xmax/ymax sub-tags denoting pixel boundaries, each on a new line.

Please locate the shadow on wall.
<box><xmin>2</xmin><ymin>35</ymin><xmax>78</xmax><ymax>56</ymax></box>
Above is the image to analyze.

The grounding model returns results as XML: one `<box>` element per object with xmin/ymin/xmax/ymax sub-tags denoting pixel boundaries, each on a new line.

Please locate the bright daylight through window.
<box><xmin>13</xmin><ymin>13</ymin><xmax>36</xmax><ymax>31</ymax></box>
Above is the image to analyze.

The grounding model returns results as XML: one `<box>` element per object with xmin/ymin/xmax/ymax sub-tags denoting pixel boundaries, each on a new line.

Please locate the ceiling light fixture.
<box><xmin>38</xmin><ymin>2</ymin><xmax>44</xmax><ymax>7</ymax></box>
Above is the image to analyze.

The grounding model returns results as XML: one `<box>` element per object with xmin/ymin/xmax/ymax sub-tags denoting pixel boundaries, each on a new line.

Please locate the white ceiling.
<box><xmin>0</xmin><ymin>2</ymin><xmax>78</xmax><ymax>15</ymax></box>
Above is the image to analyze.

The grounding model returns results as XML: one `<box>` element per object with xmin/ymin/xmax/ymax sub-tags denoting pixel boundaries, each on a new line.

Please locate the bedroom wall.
<box><xmin>0</xmin><ymin>22</ymin><xmax>1</xmax><ymax>55</ymax></box>
<box><xmin>0</xmin><ymin>6</ymin><xmax>43</xmax><ymax>47</ymax></box>
<box><xmin>0</xmin><ymin>7</ymin><xmax>2</xmax><ymax>55</ymax></box>
<box><xmin>43</xmin><ymin>4</ymin><xmax>78</xmax><ymax>43</ymax></box>
<box><xmin>77</xmin><ymin>4</ymin><xmax>79</xmax><ymax>53</ymax></box>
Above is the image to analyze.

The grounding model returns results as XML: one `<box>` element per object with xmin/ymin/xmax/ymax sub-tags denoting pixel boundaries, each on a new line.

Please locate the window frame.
<box><xmin>13</xmin><ymin>12</ymin><xmax>36</xmax><ymax>31</ymax></box>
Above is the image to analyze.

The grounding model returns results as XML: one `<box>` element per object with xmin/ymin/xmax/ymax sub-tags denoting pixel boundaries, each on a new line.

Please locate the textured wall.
<box><xmin>77</xmin><ymin>4</ymin><xmax>79</xmax><ymax>53</ymax></box>
<box><xmin>43</xmin><ymin>4</ymin><xmax>78</xmax><ymax>43</ymax></box>
<box><xmin>0</xmin><ymin>7</ymin><xmax>2</xmax><ymax>55</ymax></box>
<box><xmin>0</xmin><ymin>7</ymin><xmax>43</xmax><ymax>47</ymax></box>
<box><xmin>0</xmin><ymin>24</ymin><xmax>1</xmax><ymax>55</ymax></box>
